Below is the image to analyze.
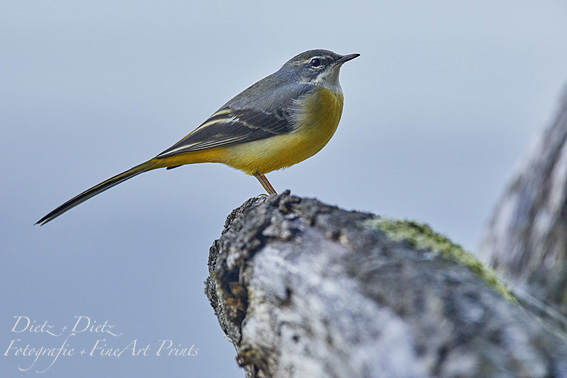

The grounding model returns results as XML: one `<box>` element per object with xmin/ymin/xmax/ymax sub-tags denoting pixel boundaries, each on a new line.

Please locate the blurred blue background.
<box><xmin>1</xmin><ymin>1</ymin><xmax>566</xmax><ymax>377</ymax></box>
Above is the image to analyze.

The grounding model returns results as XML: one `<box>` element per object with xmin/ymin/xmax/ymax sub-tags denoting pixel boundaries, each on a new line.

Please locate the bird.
<box><xmin>36</xmin><ymin>49</ymin><xmax>359</xmax><ymax>225</ymax></box>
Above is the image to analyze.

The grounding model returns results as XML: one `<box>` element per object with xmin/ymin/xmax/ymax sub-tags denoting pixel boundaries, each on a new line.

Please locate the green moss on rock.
<box><xmin>366</xmin><ymin>217</ymin><xmax>515</xmax><ymax>302</ymax></box>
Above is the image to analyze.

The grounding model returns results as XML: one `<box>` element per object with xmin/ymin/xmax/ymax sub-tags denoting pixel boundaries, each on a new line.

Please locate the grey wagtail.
<box><xmin>37</xmin><ymin>49</ymin><xmax>359</xmax><ymax>225</ymax></box>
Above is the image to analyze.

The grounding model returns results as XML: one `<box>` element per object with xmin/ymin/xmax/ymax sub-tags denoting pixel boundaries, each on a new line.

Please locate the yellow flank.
<box><xmin>222</xmin><ymin>87</ymin><xmax>344</xmax><ymax>175</ymax></box>
<box><xmin>152</xmin><ymin>147</ymin><xmax>230</xmax><ymax>168</ymax></box>
<box><xmin>151</xmin><ymin>87</ymin><xmax>345</xmax><ymax>175</ymax></box>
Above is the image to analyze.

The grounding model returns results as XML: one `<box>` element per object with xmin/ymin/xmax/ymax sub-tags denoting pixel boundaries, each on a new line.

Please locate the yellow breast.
<box><xmin>224</xmin><ymin>87</ymin><xmax>345</xmax><ymax>175</ymax></box>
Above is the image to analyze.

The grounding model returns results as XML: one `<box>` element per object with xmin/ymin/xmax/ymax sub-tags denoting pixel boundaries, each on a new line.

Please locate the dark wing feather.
<box><xmin>157</xmin><ymin>109</ymin><xmax>293</xmax><ymax>158</ymax></box>
<box><xmin>156</xmin><ymin>81</ymin><xmax>313</xmax><ymax>159</ymax></box>
<box><xmin>157</xmin><ymin>108</ymin><xmax>295</xmax><ymax>158</ymax></box>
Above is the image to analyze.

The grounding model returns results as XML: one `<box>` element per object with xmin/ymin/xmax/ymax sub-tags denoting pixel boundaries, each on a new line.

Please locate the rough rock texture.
<box><xmin>206</xmin><ymin>192</ymin><xmax>567</xmax><ymax>378</ymax></box>
<box><xmin>479</xmin><ymin>91</ymin><xmax>567</xmax><ymax>323</ymax></box>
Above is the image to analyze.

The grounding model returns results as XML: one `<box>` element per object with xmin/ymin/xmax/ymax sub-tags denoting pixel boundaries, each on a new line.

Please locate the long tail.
<box><xmin>36</xmin><ymin>159</ymin><xmax>161</xmax><ymax>226</ymax></box>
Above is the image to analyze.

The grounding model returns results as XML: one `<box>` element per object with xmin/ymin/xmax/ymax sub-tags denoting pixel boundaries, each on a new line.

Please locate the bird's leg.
<box><xmin>253</xmin><ymin>172</ymin><xmax>277</xmax><ymax>195</ymax></box>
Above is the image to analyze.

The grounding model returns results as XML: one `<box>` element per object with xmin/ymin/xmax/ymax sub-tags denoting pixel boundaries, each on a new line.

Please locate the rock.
<box><xmin>206</xmin><ymin>192</ymin><xmax>567</xmax><ymax>378</ymax></box>
<box><xmin>480</xmin><ymin>90</ymin><xmax>567</xmax><ymax>328</ymax></box>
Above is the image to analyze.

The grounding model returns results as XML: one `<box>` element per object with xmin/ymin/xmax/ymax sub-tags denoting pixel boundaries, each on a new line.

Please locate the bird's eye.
<box><xmin>309</xmin><ymin>58</ymin><xmax>322</xmax><ymax>67</ymax></box>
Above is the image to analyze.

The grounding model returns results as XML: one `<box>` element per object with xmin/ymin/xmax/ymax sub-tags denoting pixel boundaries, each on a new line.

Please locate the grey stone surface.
<box><xmin>480</xmin><ymin>90</ymin><xmax>567</xmax><ymax>328</ymax></box>
<box><xmin>206</xmin><ymin>192</ymin><xmax>567</xmax><ymax>378</ymax></box>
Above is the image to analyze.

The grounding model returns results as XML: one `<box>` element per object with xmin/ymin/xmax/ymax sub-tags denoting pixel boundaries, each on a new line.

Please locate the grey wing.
<box><xmin>156</xmin><ymin>81</ymin><xmax>313</xmax><ymax>158</ymax></box>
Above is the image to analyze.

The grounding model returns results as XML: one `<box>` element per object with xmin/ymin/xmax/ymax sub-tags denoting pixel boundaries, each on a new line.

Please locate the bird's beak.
<box><xmin>336</xmin><ymin>53</ymin><xmax>360</xmax><ymax>64</ymax></box>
